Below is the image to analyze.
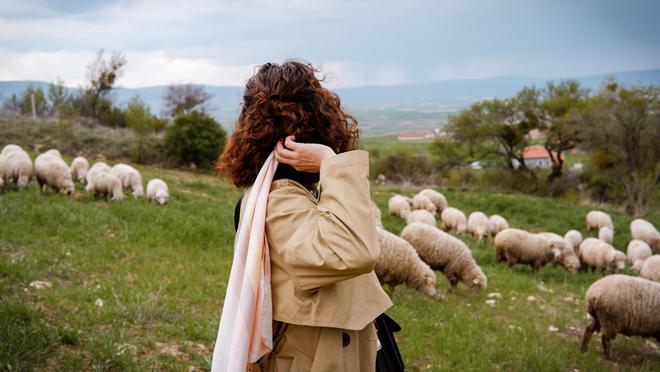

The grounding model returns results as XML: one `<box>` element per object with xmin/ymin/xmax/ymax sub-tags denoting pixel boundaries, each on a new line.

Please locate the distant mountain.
<box><xmin>2</xmin><ymin>68</ymin><xmax>659</xmax><ymax>133</ymax></box>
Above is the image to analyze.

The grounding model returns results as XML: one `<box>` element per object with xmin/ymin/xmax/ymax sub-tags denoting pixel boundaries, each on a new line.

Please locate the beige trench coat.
<box><xmin>244</xmin><ymin>150</ymin><xmax>392</xmax><ymax>372</ymax></box>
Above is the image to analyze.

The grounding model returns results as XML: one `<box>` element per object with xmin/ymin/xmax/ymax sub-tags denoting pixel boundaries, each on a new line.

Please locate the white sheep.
<box><xmin>70</xmin><ymin>157</ymin><xmax>90</xmax><ymax>184</ymax></box>
<box><xmin>34</xmin><ymin>152</ymin><xmax>74</xmax><ymax>195</ymax></box>
<box><xmin>467</xmin><ymin>211</ymin><xmax>489</xmax><ymax>241</ymax></box>
<box><xmin>5</xmin><ymin>148</ymin><xmax>33</xmax><ymax>188</ymax></box>
<box><xmin>440</xmin><ymin>207</ymin><xmax>467</xmax><ymax>234</ymax></box>
<box><xmin>0</xmin><ymin>154</ymin><xmax>9</xmax><ymax>190</ymax></box>
<box><xmin>579</xmin><ymin>238</ymin><xmax>625</xmax><ymax>273</ymax></box>
<box><xmin>44</xmin><ymin>149</ymin><xmax>62</xmax><ymax>159</ymax></box>
<box><xmin>1</xmin><ymin>144</ymin><xmax>23</xmax><ymax>156</ymax></box>
<box><xmin>412</xmin><ymin>193</ymin><xmax>437</xmax><ymax>214</ymax></box>
<box><xmin>487</xmin><ymin>215</ymin><xmax>509</xmax><ymax>239</ymax></box>
<box><xmin>401</xmin><ymin>223</ymin><xmax>487</xmax><ymax>291</ymax></box>
<box><xmin>586</xmin><ymin>210</ymin><xmax>613</xmax><ymax>231</ymax></box>
<box><xmin>419</xmin><ymin>188</ymin><xmax>448</xmax><ymax>213</ymax></box>
<box><xmin>630</xmin><ymin>219</ymin><xmax>660</xmax><ymax>253</ymax></box>
<box><xmin>598</xmin><ymin>226</ymin><xmax>613</xmax><ymax>245</ymax></box>
<box><xmin>146</xmin><ymin>178</ymin><xmax>169</xmax><ymax>205</ymax></box>
<box><xmin>627</xmin><ymin>240</ymin><xmax>653</xmax><ymax>272</ymax></box>
<box><xmin>494</xmin><ymin>228</ymin><xmax>562</xmax><ymax>271</ymax></box>
<box><xmin>582</xmin><ymin>274</ymin><xmax>660</xmax><ymax>359</ymax></box>
<box><xmin>85</xmin><ymin>162</ymin><xmax>112</xmax><ymax>190</ymax></box>
<box><xmin>640</xmin><ymin>255</ymin><xmax>660</xmax><ymax>283</ymax></box>
<box><xmin>111</xmin><ymin>164</ymin><xmax>144</xmax><ymax>198</ymax></box>
<box><xmin>375</xmin><ymin>227</ymin><xmax>437</xmax><ymax>297</ymax></box>
<box><xmin>564</xmin><ymin>230</ymin><xmax>583</xmax><ymax>254</ymax></box>
<box><xmin>538</xmin><ymin>232</ymin><xmax>581</xmax><ymax>273</ymax></box>
<box><xmin>388</xmin><ymin>194</ymin><xmax>411</xmax><ymax>219</ymax></box>
<box><xmin>90</xmin><ymin>172</ymin><xmax>125</xmax><ymax>201</ymax></box>
<box><xmin>406</xmin><ymin>209</ymin><xmax>436</xmax><ymax>226</ymax></box>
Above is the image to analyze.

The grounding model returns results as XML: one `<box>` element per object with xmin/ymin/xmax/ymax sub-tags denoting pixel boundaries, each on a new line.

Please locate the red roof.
<box><xmin>522</xmin><ymin>145</ymin><xmax>564</xmax><ymax>161</ymax></box>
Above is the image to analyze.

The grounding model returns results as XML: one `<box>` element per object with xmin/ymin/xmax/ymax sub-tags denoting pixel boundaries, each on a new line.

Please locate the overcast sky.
<box><xmin>1</xmin><ymin>0</ymin><xmax>659</xmax><ymax>88</ymax></box>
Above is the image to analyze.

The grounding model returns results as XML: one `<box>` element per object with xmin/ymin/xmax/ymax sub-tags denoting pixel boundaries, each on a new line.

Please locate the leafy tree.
<box><xmin>16</xmin><ymin>86</ymin><xmax>48</xmax><ymax>117</ymax></box>
<box><xmin>163</xmin><ymin>84</ymin><xmax>213</xmax><ymax>116</ymax></box>
<box><xmin>125</xmin><ymin>98</ymin><xmax>162</xmax><ymax>163</ymax></box>
<box><xmin>85</xmin><ymin>49</ymin><xmax>126</xmax><ymax>119</ymax></box>
<box><xmin>47</xmin><ymin>80</ymin><xmax>70</xmax><ymax>117</ymax></box>
<box><xmin>165</xmin><ymin>111</ymin><xmax>226</xmax><ymax>168</ymax></box>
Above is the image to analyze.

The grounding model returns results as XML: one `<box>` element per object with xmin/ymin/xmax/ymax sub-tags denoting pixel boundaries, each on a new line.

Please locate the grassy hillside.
<box><xmin>1</xmin><ymin>164</ymin><xmax>659</xmax><ymax>371</ymax></box>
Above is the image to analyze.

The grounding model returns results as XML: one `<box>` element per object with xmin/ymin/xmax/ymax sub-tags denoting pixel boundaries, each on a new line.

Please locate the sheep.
<box><xmin>5</xmin><ymin>149</ymin><xmax>33</xmax><ymax>188</ymax></box>
<box><xmin>34</xmin><ymin>152</ymin><xmax>74</xmax><ymax>195</ymax></box>
<box><xmin>581</xmin><ymin>274</ymin><xmax>660</xmax><ymax>359</ymax></box>
<box><xmin>89</xmin><ymin>172</ymin><xmax>125</xmax><ymax>201</ymax></box>
<box><xmin>630</xmin><ymin>219</ymin><xmax>660</xmax><ymax>253</ymax></box>
<box><xmin>467</xmin><ymin>211</ymin><xmax>489</xmax><ymax>241</ymax></box>
<box><xmin>1</xmin><ymin>144</ymin><xmax>22</xmax><ymax>156</ymax></box>
<box><xmin>406</xmin><ymin>209</ymin><xmax>436</xmax><ymax>226</ymax></box>
<box><xmin>147</xmin><ymin>178</ymin><xmax>169</xmax><ymax>205</ymax></box>
<box><xmin>401</xmin><ymin>223</ymin><xmax>487</xmax><ymax>291</ymax></box>
<box><xmin>640</xmin><ymin>255</ymin><xmax>660</xmax><ymax>283</ymax></box>
<box><xmin>0</xmin><ymin>154</ymin><xmax>9</xmax><ymax>190</ymax></box>
<box><xmin>538</xmin><ymin>232</ymin><xmax>581</xmax><ymax>273</ymax></box>
<box><xmin>440</xmin><ymin>207</ymin><xmax>467</xmax><ymax>234</ymax></box>
<box><xmin>586</xmin><ymin>210</ymin><xmax>613</xmax><ymax>231</ymax></box>
<box><xmin>388</xmin><ymin>194</ymin><xmax>411</xmax><ymax>219</ymax></box>
<box><xmin>418</xmin><ymin>188</ymin><xmax>448</xmax><ymax>212</ymax></box>
<box><xmin>564</xmin><ymin>230</ymin><xmax>583</xmax><ymax>254</ymax></box>
<box><xmin>598</xmin><ymin>226</ymin><xmax>613</xmax><ymax>245</ymax></box>
<box><xmin>85</xmin><ymin>162</ymin><xmax>112</xmax><ymax>189</ymax></box>
<box><xmin>374</xmin><ymin>227</ymin><xmax>437</xmax><ymax>297</ymax></box>
<box><xmin>111</xmin><ymin>164</ymin><xmax>144</xmax><ymax>198</ymax></box>
<box><xmin>70</xmin><ymin>157</ymin><xmax>89</xmax><ymax>184</ymax></box>
<box><xmin>412</xmin><ymin>193</ymin><xmax>436</xmax><ymax>214</ymax></box>
<box><xmin>44</xmin><ymin>149</ymin><xmax>62</xmax><ymax>159</ymax></box>
<box><xmin>579</xmin><ymin>238</ymin><xmax>626</xmax><ymax>273</ymax></box>
<box><xmin>487</xmin><ymin>214</ymin><xmax>509</xmax><ymax>239</ymax></box>
<box><xmin>627</xmin><ymin>240</ymin><xmax>653</xmax><ymax>272</ymax></box>
<box><xmin>494</xmin><ymin>228</ymin><xmax>562</xmax><ymax>271</ymax></box>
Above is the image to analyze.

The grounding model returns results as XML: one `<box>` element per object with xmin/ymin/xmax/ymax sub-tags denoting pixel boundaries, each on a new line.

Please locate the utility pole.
<box><xmin>30</xmin><ymin>93</ymin><xmax>36</xmax><ymax>119</ymax></box>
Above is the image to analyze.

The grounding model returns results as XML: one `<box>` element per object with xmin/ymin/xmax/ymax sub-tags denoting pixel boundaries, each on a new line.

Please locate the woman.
<box><xmin>217</xmin><ymin>61</ymin><xmax>392</xmax><ymax>371</ymax></box>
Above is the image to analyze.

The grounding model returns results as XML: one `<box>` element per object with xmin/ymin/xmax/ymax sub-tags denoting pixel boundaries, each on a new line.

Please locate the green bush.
<box><xmin>164</xmin><ymin>111</ymin><xmax>226</xmax><ymax>169</ymax></box>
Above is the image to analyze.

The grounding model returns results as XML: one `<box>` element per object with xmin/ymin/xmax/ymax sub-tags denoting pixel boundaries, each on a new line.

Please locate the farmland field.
<box><xmin>1</xmin><ymin>163</ymin><xmax>659</xmax><ymax>371</ymax></box>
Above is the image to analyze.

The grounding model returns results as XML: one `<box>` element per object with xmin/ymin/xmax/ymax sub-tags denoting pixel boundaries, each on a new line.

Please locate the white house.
<box><xmin>512</xmin><ymin>145</ymin><xmax>564</xmax><ymax>169</ymax></box>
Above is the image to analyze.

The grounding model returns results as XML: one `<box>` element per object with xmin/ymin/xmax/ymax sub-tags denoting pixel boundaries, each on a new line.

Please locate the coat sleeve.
<box><xmin>265</xmin><ymin>150</ymin><xmax>380</xmax><ymax>293</ymax></box>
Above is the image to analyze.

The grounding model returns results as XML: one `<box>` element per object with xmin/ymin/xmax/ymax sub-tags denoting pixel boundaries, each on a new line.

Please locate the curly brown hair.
<box><xmin>216</xmin><ymin>60</ymin><xmax>360</xmax><ymax>188</ymax></box>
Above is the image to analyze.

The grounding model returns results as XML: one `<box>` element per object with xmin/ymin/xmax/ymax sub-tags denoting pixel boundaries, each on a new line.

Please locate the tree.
<box><xmin>10</xmin><ymin>86</ymin><xmax>48</xmax><ymax>117</ymax></box>
<box><xmin>47</xmin><ymin>80</ymin><xmax>70</xmax><ymax>117</ymax></box>
<box><xmin>163</xmin><ymin>84</ymin><xmax>213</xmax><ymax>116</ymax></box>
<box><xmin>125</xmin><ymin>98</ymin><xmax>161</xmax><ymax>163</ymax></box>
<box><xmin>165</xmin><ymin>111</ymin><xmax>226</xmax><ymax>168</ymax></box>
<box><xmin>85</xmin><ymin>49</ymin><xmax>126</xmax><ymax>119</ymax></box>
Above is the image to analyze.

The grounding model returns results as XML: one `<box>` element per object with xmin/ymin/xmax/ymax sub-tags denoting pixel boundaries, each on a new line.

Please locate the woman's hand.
<box><xmin>275</xmin><ymin>135</ymin><xmax>336</xmax><ymax>173</ymax></box>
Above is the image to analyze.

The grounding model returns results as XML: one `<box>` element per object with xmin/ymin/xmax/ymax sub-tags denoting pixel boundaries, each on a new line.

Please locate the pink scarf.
<box><xmin>211</xmin><ymin>151</ymin><xmax>278</xmax><ymax>371</ymax></box>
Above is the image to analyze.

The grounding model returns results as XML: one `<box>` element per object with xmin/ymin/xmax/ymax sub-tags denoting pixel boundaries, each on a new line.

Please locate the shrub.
<box><xmin>164</xmin><ymin>111</ymin><xmax>226</xmax><ymax>169</ymax></box>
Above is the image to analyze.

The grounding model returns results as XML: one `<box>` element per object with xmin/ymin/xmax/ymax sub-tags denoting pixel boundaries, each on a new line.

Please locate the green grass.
<box><xmin>1</xmin><ymin>166</ymin><xmax>659</xmax><ymax>370</ymax></box>
<box><xmin>360</xmin><ymin>135</ymin><xmax>433</xmax><ymax>157</ymax></box>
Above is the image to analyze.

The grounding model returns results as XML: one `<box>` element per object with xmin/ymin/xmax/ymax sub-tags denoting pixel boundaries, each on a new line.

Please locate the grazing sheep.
<box><xmin>598</xmin><ymin>227</ymin><xmax>613</xmax><ymax>245</ymax></box>
<box><xmin>388</xmin><ymin>194</ymin><xmax>411</xmax><ymax>219</ymax></box>
<box><xmin>85</xmin><ymin>162</ymin><xmax>112</xmax><ymax>190</ymax></box>
<box><xmin>419</xmin><ymin>188</ymin><xmax>448</xmax><ymax>212</ymax></box>
<box><xmin>627</xmin><ymin>240</ymin><xmax>653</xmax><ymax>272</ymax></box>
<box><xmin>406</xmin><ymin>209</ymin><xmax>436</xmax><ymax>226</ymax></box>
<box><xmin>586</xmin><ymin>210</ymin><xmax>613</xmax><ymax>231</ymax></box>
<box><xmin>412</xmin><ymin>194</ymin><xmax>436</xmax><ymax>214</ymax></box>
<box><xmin>70</xmin><ymin>157</ymin><xmax>89</xmax><ymax>184</ymax></box>
<box><xmin>467</xmin><ymin>212</ymin><xmax>489</xmax><ymax>241</ymax></box>
<box><xmin>494</xmin><ymin>228</ymin><xmax>562</xmax><ymax>271</ymax></box>
<box><xmin>640</xmin><ymin>255</ymin><xmax>660</xmax><ymax>283</ymax></box>
<box><xmin>5</xmin><ymin>149</ymin><xmax>33</xmax><ymax>188</ymax></box>
<box><xmin>375</xmin><ymin>227</ymin><xmax>437</xmax><ymax>297</ymax></box>
<box><xmin>111</xmin><ymin>164</ymin><xmax>144</xmax><ymax>198</ymax></box>
<box><xmin>401</xmin><ymin>223</ymin><xmax>487</xmax><ymax>291</ymax></box>
<box><xmin>440</xmin><ymin>207</ymin><xmax>467</xmax><ymax>234</ymax></box>
<box><xmin>630</xmin><ymin>219</ymin><xmax>660</xmax><ymax>253</ymax></box>
<box><xmin>579</xmin><ymin>238</ymin><xmax>626</xmax><ymax>273</ymax></box>
<box><xmin>564</xmin><ymin>230</ymin><xmax>583</xmax><ymax>254</ymax></box>
<box><xmin>581</xmin><ymin>274</ymin><xmax>660</xmax><ymax>359</ymax></box>
<box><xmin>34</xmin><ymin>153</ymin><xmax>74</xmax><ymax>195</ymax></box>
<box><xmin>1</xmin><ymin>144</ymin><xmax>22</xmax><ymax>156</ymax></box>
<box><xmin>0</xmin><ymin>154</ymin><xmax>9</xmax><ymax>189</ymax></box>
<box><xmin>90</xmin><ymin>172</ymin><xmax>125</xmax><ymax>201</ymax></box>
<box><xmin>146</xmin><ymin>178</ymin><xmax>169</xmax><ymax>205</ymax></box>
<box><xmin>487</xmin><ymin>215</ymin><xmax>509</xmax><ymax>239</ymax></box>
<box><xmin>44</xmin><ymin>149</ymin><xmax>62</xmax><ymax>159</ymax></box>
<box><xmin>538</xmin><ymin>232</ymin><xmax>581</xmax><ymax>273</ymax></box>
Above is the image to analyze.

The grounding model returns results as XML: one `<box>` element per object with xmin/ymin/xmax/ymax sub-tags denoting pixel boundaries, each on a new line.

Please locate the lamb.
<box><xmin>598</xmin><ymin>227</ymin><xmax>613</xmax><ymax>245</ymax></box>
<box><xmin>85</xmin><ymin>162</ymin><xmax>112</xmax><ymax>192</ymax></box>
<box><xmin>111</xmin><ymin>164</ymin><xmax>144</xmax><ymax>198</ymax></box>
<box><xmin>388</xmin><ymin>194</ymin><xmax>411</xmax><ymax>219</ymax></box>
<box><xmin>1</xmin><ymin>144</ymin><xmax>23</xmax><ymax>156</ymax></box>
<box><xmin>412</xmin><ymin>193</ymin><xmax>436</xmax><ymax>214</ymax></box>
<box><xmin>640</xmin><ymin>255</ymin><xmax>660</xmax><ymax>283</ymax></box>
<box><xmin>440</xmin><ymin>207</ymin><xmax>467</xmax><ymax>234</ymax></box>
<box><xmin>538</xmin><ymin>232</ymin><xmax>581</xmax><ymax>273</ymax></box>
<box><xmin>630</xmin><ymin>219</ymin><xmax>660</xmax><ymax>253</ymax></box>
<box><xmin>401</xmin><ymin>223</ymin><xmax>487</xmax><ymax>291</ymax></box>
<box><xmin>564</xmin><ymin>230</ymin><xmax>583</xmax><ymax>254</ymax></box>
<box><xmin>494</xmin><ymin>228</ymin><xmax>562</xmax><ymax>271</ymax></box>
<box><xmin>89</xmin><ymin>172</ymin><xmax>125</xmax><ymax>201</ymax></box>
<box><xmin>374</xmin><ymin>227</ymin><xmax>437</xmax><ymax>297</ymax></box>
<box><xmin>146</xmin><ymin>178</ymin><xmax>169</xmax><ymax>205</ymax></box>
<box><xmin>467</xmin><ymin>211</ymin><xmax>489</xmax><ymax>241</ymax></box>
<box><xmin>581</xmin><ymin>274</ymin><xmax>660</xmax><ymax>359</ymax></box>
<box><xmin>487</xmin><ymin>214</ymin><xmax>509</xmax><ymax>239</ymax></box>
<box><xmin>70</xmin><ymin>157</ymin><xmax>90</xmax><ymax>183</ymax></box>
<box><xmin>579</xmin><ymin>238</ymin><xmax>626</xmax><ymax>273</ymax></box>
<box><xmin>627</xmin><ymin>240</ymin><xmax>653</xmax><ymax>272</ymax></box>
<box><xmin>34</xmin><ymin>152</ymin><xmax>74</xmax><ymax>195</ymax></box>
<box><xmin>586</xmin><ymin>210</ymin><xmax>613</xmax><ymax>231</ymax></box>
<box><xmin>419</xmin><ymin>188</ymin><xmax>448</xmax><ymax>213</ymax></box>
<box><xmin>5</xmin><ymin>148</ymin><xmax>33</xmax><ymax>188</ymax></box>
<box><xmin>406</xmin><ymin>209</ymin><xmax>436</xmax><ymax>226</ymax></box>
